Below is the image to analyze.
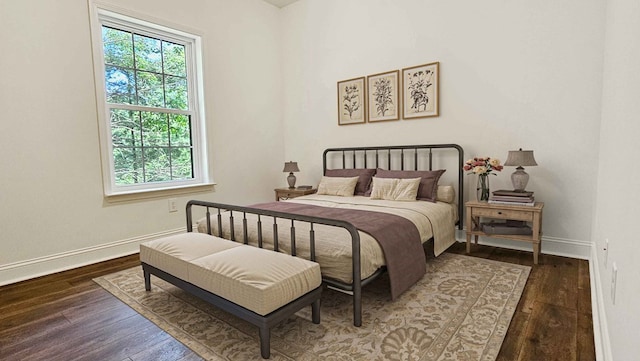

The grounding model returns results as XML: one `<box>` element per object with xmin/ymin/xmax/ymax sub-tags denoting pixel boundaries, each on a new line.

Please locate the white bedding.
<box><xmin>197</xmin><ymin>194</ymin><xmax>457</xmax><ymax>284</ymax></box>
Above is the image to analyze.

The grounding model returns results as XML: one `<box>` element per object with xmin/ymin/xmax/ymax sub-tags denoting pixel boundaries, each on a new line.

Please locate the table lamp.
<box><xmin>282</xmin><ymin>161</ymin><xmax>300</xmax><ymax>189</ymax></box>
<box><xmin>504</xmin><ymin>148</ymin><xmax>537</xmax><ymax>191</ymax></box>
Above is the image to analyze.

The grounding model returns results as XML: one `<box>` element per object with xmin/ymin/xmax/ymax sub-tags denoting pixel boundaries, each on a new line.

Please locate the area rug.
<box><xmin>94</xmin><ymin>253</ymin><xmax>529</xmax><ymax>361</ymax></box>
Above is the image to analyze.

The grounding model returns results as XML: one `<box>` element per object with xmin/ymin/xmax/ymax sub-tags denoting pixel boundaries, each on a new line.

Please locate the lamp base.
<box><xmin>510</xmin><ymin>166</ymin><xmax>530</xmax><ymax>192</ymax></box>
<box><xmin>287</xmin><ymin>173</ymin><xmax>296</xmax><ymax>189</ymax></box>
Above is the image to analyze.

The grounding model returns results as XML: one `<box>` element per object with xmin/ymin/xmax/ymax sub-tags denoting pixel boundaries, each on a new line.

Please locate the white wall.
<box><xmin>593</xmin><ymin>0</ymin><xmax>640</xmax><ymax>359</ymax></box>
<box><xmin>1</xmin><ymin>0</ymin><xmax>635</xmax><ymax>357</ymax></box>
<box><xmin>0</xmin><ymin>0</ymin><xmax>284</xmax><ymax>284</ymax></box>
<box><xmin>280</xmin><ymin>0</ymin><xmax>606</xmax><ymax>246</ymax></box>
<box><xmin>0</xmin><ymin>0</ymin><xmax>606</xmax><ymax>282</ymax></box>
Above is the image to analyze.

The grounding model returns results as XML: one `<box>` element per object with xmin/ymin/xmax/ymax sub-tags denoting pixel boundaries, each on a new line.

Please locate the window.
<box><xmin>89</xmin><ymin>6</ymin><xmax>208</xmax><ymax>196</ymax></box>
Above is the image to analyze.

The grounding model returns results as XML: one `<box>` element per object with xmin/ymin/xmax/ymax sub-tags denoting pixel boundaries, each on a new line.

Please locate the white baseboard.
<box><xmin>455</xmin><ymin>230</ymin><xmax>592</xmax><ymax>260</ymax></box>
<box><xmin>590</xmin><ymin>244</ymin><xmax>613</xmax><ymax>361</ymax></box>
<box><xmin>0</xmin><ymin>228</ymin><xmax>185</xmax><ymax>286</ymax></box>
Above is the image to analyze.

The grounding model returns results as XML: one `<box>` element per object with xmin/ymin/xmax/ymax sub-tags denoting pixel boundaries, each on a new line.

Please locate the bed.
<box><xmin>187</xmin><ymin>144</ymin><xmax>464</xmax><ymax>326</ymax></box>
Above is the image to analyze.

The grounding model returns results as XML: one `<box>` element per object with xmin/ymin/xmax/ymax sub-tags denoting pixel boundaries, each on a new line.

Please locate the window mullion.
<box><xmin>166</xmin><ymin>113</ymin><xmax>173</xmax><ymax>180</ymax></box>
<box><xmin>160</xmin><ymin>40</ymin><xmax>167</xmax><ymax>109</ymax></box>
<box><xmin>131</xmin><ymin>32</ymin><xmax>139</xmax><ymax>106</ymax></box>
<box><xmin>138</xmin><ymin>111</ymin><xmax>147</xmax><ymax>183</ymax></box>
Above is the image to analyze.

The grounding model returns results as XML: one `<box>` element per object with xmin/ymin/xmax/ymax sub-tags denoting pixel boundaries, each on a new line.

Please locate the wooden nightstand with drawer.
<box><xmin>274</xmin><ymin>187</ymin><xmax>317</xmax><ymax>201</ymax></box>
<box><xmin>465</xmin><ymin>200</ymin><xmax>544</xmax><ymax>264</ymax></box>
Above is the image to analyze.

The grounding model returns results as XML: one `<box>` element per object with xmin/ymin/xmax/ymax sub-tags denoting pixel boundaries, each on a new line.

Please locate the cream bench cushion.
<box><xmin>140</xmin><ymin>233</ymin><xmax>322</xmax><ymax>316</ymax></box>
<box><xmin>140</xmin><ymin>232</ymin><xmax>241</xmax><ymax>281</ymax></box>
<box><xmin>189</xmin><ymin>245</ymin><xmax>321</xmax><ymax>315</ymax></box>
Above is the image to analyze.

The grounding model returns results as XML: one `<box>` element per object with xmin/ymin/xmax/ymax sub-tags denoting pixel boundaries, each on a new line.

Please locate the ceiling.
<box><xmin>262</xmin><ymin>0</ymin><xmax>299</xmax><ymax>8</ymax></box>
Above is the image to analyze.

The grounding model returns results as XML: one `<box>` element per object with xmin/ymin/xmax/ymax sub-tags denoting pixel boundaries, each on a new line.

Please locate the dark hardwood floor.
<box><xmin>0</xmin><ymin>243</ymin><xmax>595</xmax><ymax>361</ymax></box>
<box><xmin>447</xmin><ymin>242</ymin><xmax>596</xmax><ymax>361</ymax></box>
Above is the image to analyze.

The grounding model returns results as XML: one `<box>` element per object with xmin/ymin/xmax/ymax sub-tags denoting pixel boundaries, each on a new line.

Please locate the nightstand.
<box><xmin>465</xmin><ymin>200</ymin><xmax>544</xmax><ymax>264</ymax></box>
<box><xmin>274</xmin><ymin>188</ymin><xmax>317</xmax><ymax>201</ymax></box>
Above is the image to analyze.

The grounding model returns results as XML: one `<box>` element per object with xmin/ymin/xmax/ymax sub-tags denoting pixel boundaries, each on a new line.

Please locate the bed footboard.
<box><xmin>186</xmin><ymin>199</ymin><xmax>365</xmax><ymax>327</ymax></box>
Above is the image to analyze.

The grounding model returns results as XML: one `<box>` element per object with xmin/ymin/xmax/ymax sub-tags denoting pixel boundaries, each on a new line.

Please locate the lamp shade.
<box><xmin>504</xmin><ymin>148</ymin><xmax>537</xmax><ymax>192</ymax></box>
<box><xmin>282</xmin><ymin>161</ymin><xmax>299</xmax><ymax>173</ymax></box>
<box><xmin>283</xmin><ymin>161</ymin><xmax>299</xmax><ymax>188</ymax></box>
<box><xmin>504</xmin><ymin>149</ymin><xmax>537</xmax><ymax>167</ymax></box>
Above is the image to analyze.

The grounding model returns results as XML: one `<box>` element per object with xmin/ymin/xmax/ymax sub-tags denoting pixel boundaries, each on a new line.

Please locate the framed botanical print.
<box><xmin>367</xmin><ymin>70</ymin><xmax>400</xmax><ymax>122</ymax></box>
<box><xmin>337</xmin><ymin>77</ymin><xmax>366</xmax><ymax>125</ymax></box>
<box><xmin>402</xmin><ymin>62</ymin><xmax>439</xmax><ymax>119</ymax></box>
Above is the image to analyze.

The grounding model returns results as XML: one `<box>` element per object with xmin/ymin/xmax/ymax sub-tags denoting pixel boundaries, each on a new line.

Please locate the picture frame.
<box><xmin>337</xmin><ymin>77</ymin><xmax>366</xmax><ymax>125</ymax></box>
<box><xmin>367</xmin><ymin>70</ymin><xmax>400</xmax><ymax>122</ymax></box>
<box><xmin>402</xmin><ymin>62</ymin><xmax>439</xmax><ymax>119</ymax></box>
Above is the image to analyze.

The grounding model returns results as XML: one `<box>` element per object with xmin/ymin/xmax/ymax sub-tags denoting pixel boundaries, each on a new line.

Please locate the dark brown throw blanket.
<box><xmin>251</xmin><ymin>202</ymin><xmax>426</xmax><ymax>299</ymax></box>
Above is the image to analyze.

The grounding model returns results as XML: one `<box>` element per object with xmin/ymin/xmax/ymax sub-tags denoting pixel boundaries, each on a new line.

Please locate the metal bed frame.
<box><xmin>187</xmin><ymin>144</ymin><xmax>464</xmax><ymax>327</ymax></box>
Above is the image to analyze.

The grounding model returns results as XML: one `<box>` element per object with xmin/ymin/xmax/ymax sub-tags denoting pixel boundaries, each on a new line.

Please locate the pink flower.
<box><xmin>462</xmin><ymin>156</ymin><xmax>503</xmax><ymax>176</ymax></box>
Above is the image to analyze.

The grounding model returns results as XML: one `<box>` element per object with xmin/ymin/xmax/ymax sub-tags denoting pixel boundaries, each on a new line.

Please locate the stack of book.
<box><xmin>488</xmin><ymin>189</ymin><xmax>535</xmax><ymax>206</ymax></box>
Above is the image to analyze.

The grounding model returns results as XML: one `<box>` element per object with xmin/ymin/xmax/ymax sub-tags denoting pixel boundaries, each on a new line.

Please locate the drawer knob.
<box><xmin>497</xmin><ymin>211</ymin><xmax>502</xmax><ymax>215</ymax></box>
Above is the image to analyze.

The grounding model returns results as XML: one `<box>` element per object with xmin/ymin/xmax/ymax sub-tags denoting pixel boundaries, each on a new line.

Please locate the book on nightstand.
<box><xmin>489</xmin><ymin>189</ymin><xmax>535</xmax><ymax>206</ymax></box>
<box><xmin>492</xmin><ymin>189</ymin><xmax>534</xmax><ymax>197</ymax></box>
<box><xmin>490</xmin><ymin>194</ymin><xmax>534</xmax><ymax>202</ymax></box>
<box><xmin>488</xmin><ymin>199</ymin><xmax>535</xmax><ymax>206</ymax></box>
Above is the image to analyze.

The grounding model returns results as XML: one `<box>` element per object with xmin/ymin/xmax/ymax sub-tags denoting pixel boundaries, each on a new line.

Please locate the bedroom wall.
<box><xmin>593</xmin><ymin>0</ymin><xmax>640</xmax><ymax>358</ymax></box>
<box><xmin>279</xmin><ymin>0</ymin><xmax>606</xmax><ymax>253</ymax></box>
<box><xmin>0</xmin><ymin>0</ymin><xmax>284</xmax><ymax>284</ymax></box>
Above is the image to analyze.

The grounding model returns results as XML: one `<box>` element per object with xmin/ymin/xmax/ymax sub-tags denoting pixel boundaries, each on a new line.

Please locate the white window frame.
<box><xmin>88</xmin><ymin>2</ymin><xmax>209</xmax><ymax>196</ymax></box>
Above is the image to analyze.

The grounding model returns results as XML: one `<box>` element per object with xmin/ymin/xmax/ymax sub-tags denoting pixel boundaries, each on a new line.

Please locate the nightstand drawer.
<box><xmin>472</xmin><ymin>207</ymin><xmax>533</xmax><ymax>221</ymax></box>
<box><xmin>280</xmin><ymin>191</ymin><xmax>297</xmax><ymax>198</ymax></box>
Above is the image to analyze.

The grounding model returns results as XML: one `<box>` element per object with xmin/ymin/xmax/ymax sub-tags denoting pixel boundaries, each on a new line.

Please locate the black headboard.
<box><xmin>322</xmin><ymin>144</ymin><xmax>464</xmax><ymax>230</ymax></box>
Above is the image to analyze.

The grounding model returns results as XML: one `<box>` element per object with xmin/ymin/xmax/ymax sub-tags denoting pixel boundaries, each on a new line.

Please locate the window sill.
<box><xmin>104</xmin><ymin>182</ymin><xmax>216</xmax><ymax>204</ymax></box>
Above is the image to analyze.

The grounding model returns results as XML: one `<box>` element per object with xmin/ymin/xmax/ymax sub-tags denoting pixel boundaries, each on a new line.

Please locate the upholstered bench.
<box><xmin>140</xmin><ymin>232</ymin><xmax>322</xmax><ymax>359</ymax></box>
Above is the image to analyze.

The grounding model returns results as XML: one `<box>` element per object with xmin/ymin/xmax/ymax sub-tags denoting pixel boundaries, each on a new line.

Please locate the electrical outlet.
<box><xmin>604</xmin><ymin>238</ymin><xmax>609</xmax><ymax>267</ymax></box>
<box><xmin>168</xmin><ymin>198</ymin><xmax>178</xmax><ymax>213</ymax></box>
<box><xmin>611</xmin><ymin>262</ymin><xmax>618</xmax><ymax>305</ymax></box>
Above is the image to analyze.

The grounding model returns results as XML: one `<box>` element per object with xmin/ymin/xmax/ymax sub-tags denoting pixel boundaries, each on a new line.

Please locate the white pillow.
<box><xmin>317</xmin><ymin>176</ymin><xmax>359</xmax><ymax>196</ymax></box>
<box><xmin>370</xmin><ymin>177</ymin><xmax>421</xmax><ymax>201</ymax></box>
<box><xmin>369</xmin><ymin>177</ymin><xmax>398</xmax><ymax>199</ymax></box>
<box><xmin>436</xmin><ymin>185</ymin><xmax>456</xmax><ymax>203</ymax></box>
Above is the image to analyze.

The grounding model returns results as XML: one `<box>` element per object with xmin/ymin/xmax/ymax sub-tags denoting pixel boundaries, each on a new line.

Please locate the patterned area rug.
<box><xmin>94</xmin><ymin>253</ymin><xmax>529</xmax><ymax>360</ymax></box>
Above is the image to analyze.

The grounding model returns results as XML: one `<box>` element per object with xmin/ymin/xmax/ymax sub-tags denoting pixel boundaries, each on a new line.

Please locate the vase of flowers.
<box><xmin>463</xmin><ymin>157</ymin><xmax>503</xmax><ymax>201</ymax></box>
<box><xmin>477</xmin><ymin>174</ymin><xmax>490</xmax><ymax>201</ymax></box>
